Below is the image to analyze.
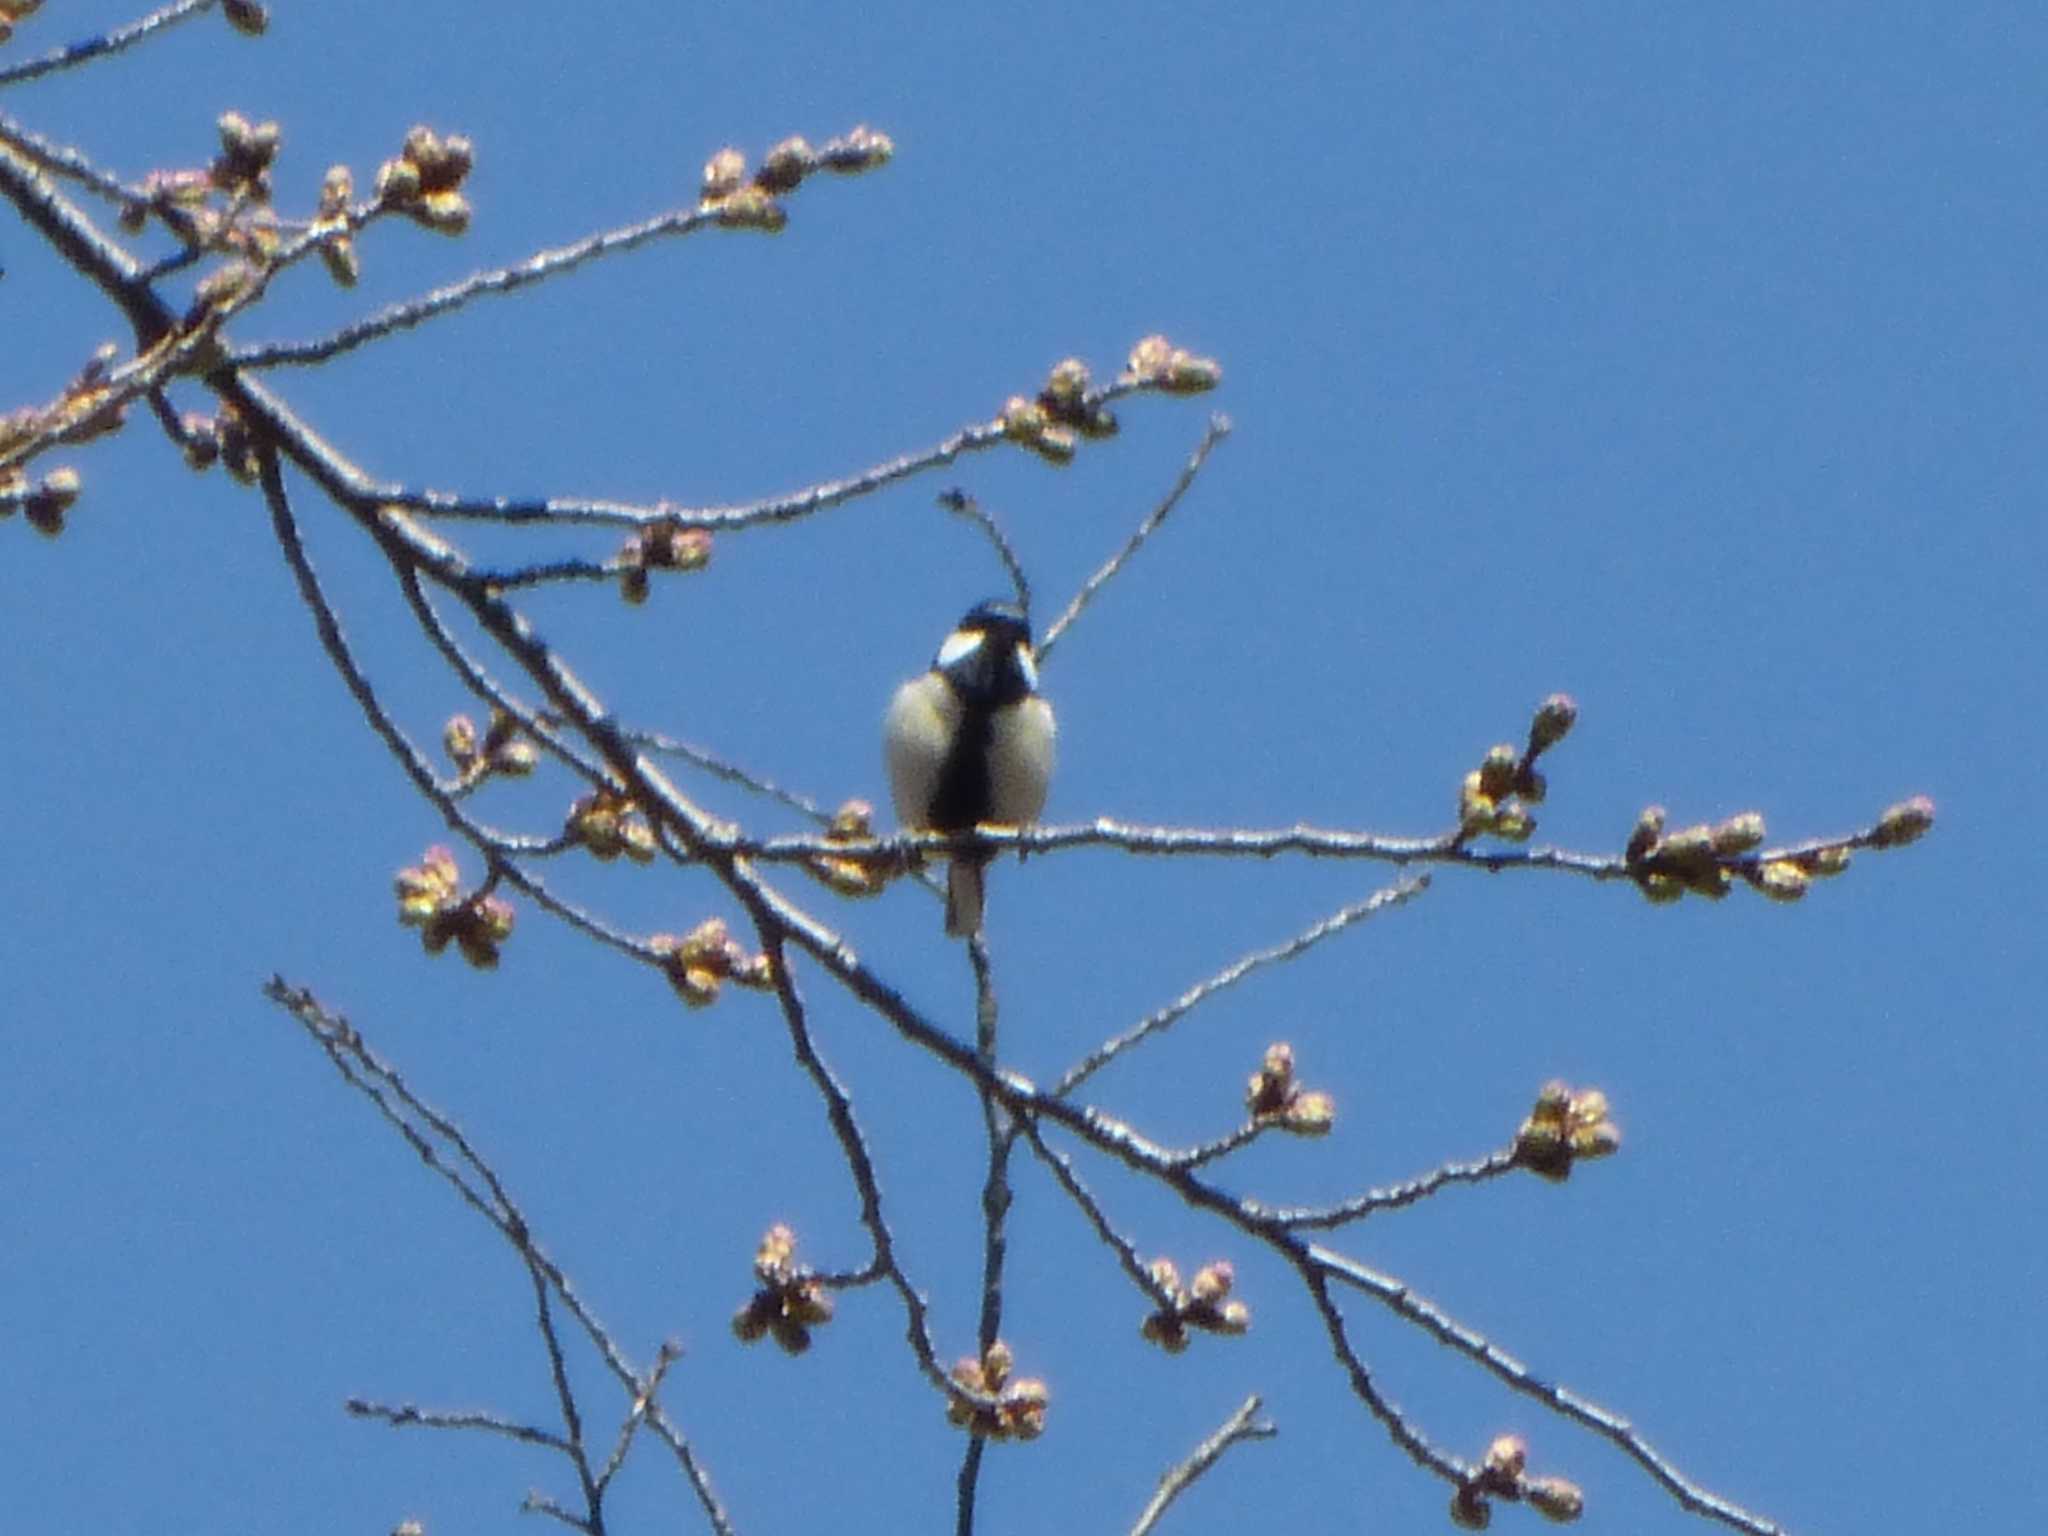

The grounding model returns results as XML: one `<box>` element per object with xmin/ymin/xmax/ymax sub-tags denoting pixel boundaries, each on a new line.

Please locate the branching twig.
<box><xmin>1317</xmin><ymin>1247</ymin><xmax>1788</xmax><ymax>1535</ymax></box>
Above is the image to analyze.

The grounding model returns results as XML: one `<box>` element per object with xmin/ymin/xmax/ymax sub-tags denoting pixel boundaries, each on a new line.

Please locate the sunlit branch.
<box><xmin>740</xmin><ymin>817</ymin><xmax>1919</xmax><ymax>884</ymax></box>
<box><xmin>0</xmin><ymin>112</ymin><xmax>139</xmax><ymax>204</ymax></box>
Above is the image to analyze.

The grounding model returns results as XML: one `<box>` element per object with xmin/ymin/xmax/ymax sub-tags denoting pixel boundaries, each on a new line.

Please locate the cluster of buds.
<box><xmin>188</xmin><ymin>259</ymin><xmax>262</xmax><ymax>327</ymax></box>
<box><xmin>1139</xmin><ymin>1258</ymin><xmax>1251</xmax><ymax>1353</ymax></box>
<box><xmin>565</xmin><ymin>789</ymin><xmax>657</xmax><ymax>863</ymax></box>
<box><xmin>211</xmin><ymin>401</ymin><xmax>261</xmax><ymax>482</ymax></box>
<box><xmin>1625</xmin><ymin>794</ymin><xmax>1931</xmax><ymax>906</ymax></box>
<box><xmin>1122</xmin><ymin>333</ymin><xmax>1224</xmax><ymax>395</ymax></box>
<box><xmin>1624</xmin><ymin>805</ymin><xmax>1756</xmax><ymax>902</ymax></box>
<box><xmin>804</xmin><ymin>799</ymin><xmax>896</xmax><ymax>897</ymax></box>
<box><xmin>946</xmin><ymin>1340</ymin><xmax>1049</xmax><ymax>1442</ymax></box>
<box><xmin>699</xmin><ymin>125</ymin><xmax>892</xmax><ymax>232</ymax></box>
<box><xmin>0</xmin><ymin>464</ymin><xmax>80</xmax><ymax>537</ymax></box>
<box><xmin>731</xmin><ymin>1224</ymin><xmax>835</xmax><ymax>1355</ymax></box>
<box><xmin>175</xmin><ymin>411</ymin><xmax>224</xmax><ymax>473</ymax></box>
<box><xmin>1245</xmin><ymin>1042</ymin><xmax>1336</xmax><ymax>1136</ymax></box>
<box><xmin>1450</xmin><ymin>1434</ymin><xmax>1585</xmax><ymax>1528</ymax></box>
<box><xmin>8</xmin><ymin>344</ymin><xmax>130</xmax><ymax>453</ymax></box>
<box><xmin>394</xmin><ymin>846</ymin><xmax>515</xmax><ymax>968</ymax></box>
<box><xmin>617</xmin><ymin>517</ymin><xmax>713</xmax><ymax>605</ymax></box>
<box><xmin>223</xmin><ymin>0</ymin><xmax>267</xmax><ymax>34</ymax></box>
<box><xmin>1622</xmin><ymin>807</ymin><xmax>1769</xmax><ymax>903</ymax></box>
<box><xmin>210</xmin><ymin>111</ymin><xmax>280</xmax><ymax>202</ymax></box>
<box><xmin>375</xmin><ymin>126</ymin><xmax>474</xmax><ymax>236</ymax></box>
<box><xmin>1458</xmin><ymin>694</ymin><xmax>1577</xmax><ymax>843</ymax></box>
<box><xmin>1512</xmin><ymin>1081</ymin><xmax>1619</xmax><ymax>1183</ymax></box>
<box><xmin>314</xmin><ymin>165</ymin><xmax>359</xmax><ymax>288</ymax></box>
<box><xmin>0</xmin><ymin>0</ymin><xmax>41</xmax><ymax>44</ymax></box>
<box><xmin>996</xmin><ymin>357</ymin><xmax>1123</xmax><ymax>466</ymax></box>
<box><xmin>443</xmin><ymin>710</ymin><xmax>538</xmax><ymax>785</ymax></box>
<box><xmin>650</xmin><ymin>917</ymin><xmax>774</xmax><ymax>1008</ymax></box>
<box><xmin>119</xmin><ymin>168</ymin><xmax>211</xmax><ymax>237</ymax></box>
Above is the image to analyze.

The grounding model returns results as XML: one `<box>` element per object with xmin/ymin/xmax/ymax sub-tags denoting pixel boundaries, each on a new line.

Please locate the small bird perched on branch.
<box><xmin>884</xmin><ymin>600</ymin><xmax>1056</xmax><ymax>936</ymax></box>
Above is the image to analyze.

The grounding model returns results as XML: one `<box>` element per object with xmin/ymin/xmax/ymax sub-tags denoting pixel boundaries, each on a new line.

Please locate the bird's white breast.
<box><xmin>986</xmin><ymin>695</ymin><xmax>1056</xmax><ymax>825</ymax></box>
<box><xmin>884</xmin><ymin>673</ymin><xmax>960</xmax><ymax>829</ymax></box>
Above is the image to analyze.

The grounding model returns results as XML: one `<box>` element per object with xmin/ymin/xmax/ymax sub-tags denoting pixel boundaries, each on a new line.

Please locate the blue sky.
<box><xmin>2</xmin><ymin>4</ymin><xmax>2040</xmax><ymax>1533</ymax></box>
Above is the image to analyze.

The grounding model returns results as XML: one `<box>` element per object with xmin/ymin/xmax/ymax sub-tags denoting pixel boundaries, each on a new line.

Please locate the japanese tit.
<box><xmin>884</xmin><ymin>600</ymin><xmax>1057</xmax><ymax>936</ymax></box>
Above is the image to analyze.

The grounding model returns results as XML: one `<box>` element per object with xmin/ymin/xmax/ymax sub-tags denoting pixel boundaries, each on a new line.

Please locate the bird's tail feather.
<box><xmin>945</xmin><ymin>858</ymin><xmax>986</xmax><ymax>937</ymax></box>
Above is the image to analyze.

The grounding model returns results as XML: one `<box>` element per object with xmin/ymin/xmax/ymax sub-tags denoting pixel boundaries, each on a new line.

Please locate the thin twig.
<box><xmin>1260</xmin><ymin>1149</ymin><xmax>1520</xmax><ymax>1229</ymax></box>
<box><xmin>526</xmin><ymin>1260</ymin><xmax>601</xmax><ymax>1528</ymax></box>
<box><xmin>1128</xmin><ymin>1395</ymin><xmax>1276</xmax><ymax>1536</ymax></box>
<box><xmin>1169</xmin><ymin>1121</ymin><xmax>1270</xmax><ymax>1171</ymax></box>
<box><xmin>594</xmin><ymin>1340</ymin><xmax>680</xmax><ymax>1496</ymax></box>
<box><xmin>258</xmin><ymin>452</ymin><xmax>559</xmax><ymax>861</ymax></box>
<box><xmin>361</xmin><ymin>377</ymin><xmax>1158</xmax><ymax>534</ymax></box>
<box><xmin>957</xmin><ymin>933</ymin><xmax>1018</xmax><ymax>1536</ymax></box>
<box><xmin>747</xmin><ymin>931</ymin><xmax>963</xmax><ymax>1405</ymax></box>
<box><xmin>629</xmin><ymin>728</ymin><xmax>835</xmax><ymax>823</ymax></box>
<box><xmin>1015</xmin><ymin>1119</ymin><xmax>1171</xmax><ymax>1305</ymax></box>
<box><xmin>938</xmin><ymin>488</ymin><xmax>1030</xmax><ymax>614</ymax></box>
<box><xmin>1037</xmin><ymin>413</ymin><xmax>1231</xmax><ymax>665</ymax></box>
<box><xmin>0</xmin><ymin>0</ymin><xmax>219</xmax><ymax>91</ymax></box>
<box><xmin>345</xmin><ymin>1397</ymin><xmax>572</xmax><ymax>1454</ymax></box>
<box><xmin>1316</xmin><ymin>1248</ymin><xmax>1788</xmax><ymax>1536</ymax></box>
<box><xmin>228</xmin><ymin>204</ymin><xmax>725</xmax><ymax>369</ymax></box>
<box><xmin>264</xmin><ymin>980</ymin><xmax>738</xmax><ymax>1536</ymax></box>
<box><xmin>1057</xmin><ymin>877</ymin><xmax>1429</xmax><ymax>1097</ymax></box>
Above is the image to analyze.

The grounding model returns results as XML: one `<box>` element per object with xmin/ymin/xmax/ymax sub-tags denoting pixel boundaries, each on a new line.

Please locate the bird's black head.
<box><xmin>936</xmin><ymin>599</ymin><xmax>1038</xmax><ymax>706</ymax></box>
<box><xmin>958</xmin><ymin>599</ymin><xmax>1033</xmax><ymax>649</ymax></box>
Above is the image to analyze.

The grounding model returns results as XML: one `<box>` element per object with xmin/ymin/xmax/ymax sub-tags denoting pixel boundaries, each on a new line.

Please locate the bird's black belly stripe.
<box><xmin>928</xmin><ymin>702</ymin><xmax>997</xmax><ymax>832</ymax></box>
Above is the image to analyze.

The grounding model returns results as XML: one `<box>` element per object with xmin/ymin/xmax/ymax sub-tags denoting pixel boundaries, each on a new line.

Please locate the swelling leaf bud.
<box><xmin>1871</xmin><ymin>795</ymin><xmax>1936</xmax><ymax>848</ymax></box>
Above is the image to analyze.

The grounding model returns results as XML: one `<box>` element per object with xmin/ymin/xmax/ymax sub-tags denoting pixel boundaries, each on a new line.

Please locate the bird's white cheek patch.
<box><xmin>1015</xmin><ymin>647</ymin><xmax>1040</xmax><ymax>693</ymax></box>
<box><xmin>936</xmin><ymin>630</ymin><xmax>984</xmax><ymax>670</ymax></box>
